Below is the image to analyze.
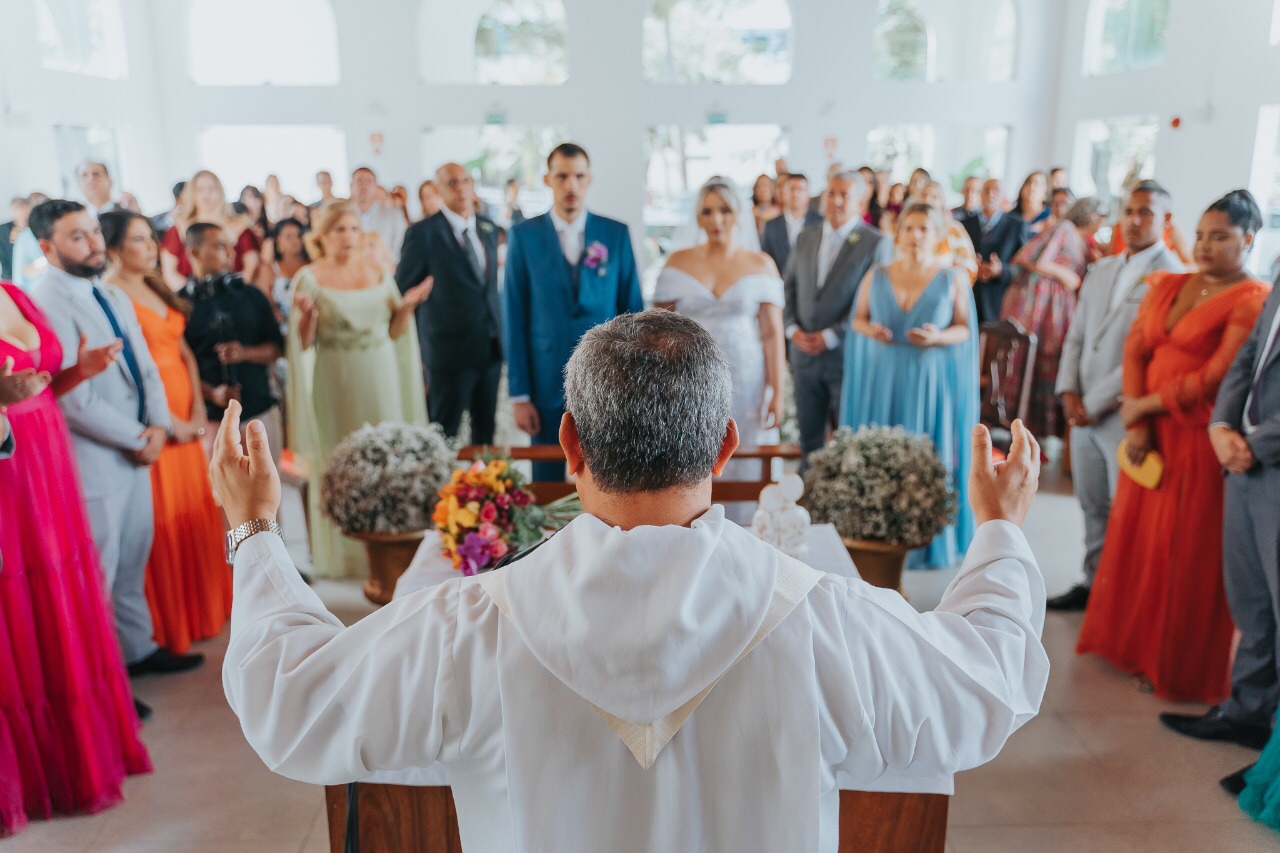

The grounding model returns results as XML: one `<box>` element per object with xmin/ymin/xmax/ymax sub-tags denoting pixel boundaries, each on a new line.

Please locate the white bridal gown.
<box><xmin>655</xmin><ymin>267</ymin><xmax>783</xmax><ymax>521</ymax></box>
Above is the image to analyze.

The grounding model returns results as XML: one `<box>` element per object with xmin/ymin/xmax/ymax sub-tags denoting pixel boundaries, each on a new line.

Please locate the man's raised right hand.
<box><xmin>969</xmin><ymin>420</ymin><xmax>1040</xmax><ymax>527</ymax></box>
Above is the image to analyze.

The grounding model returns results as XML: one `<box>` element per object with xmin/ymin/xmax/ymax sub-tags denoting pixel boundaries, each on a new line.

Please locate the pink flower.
<box><xmin>583</xmin><ymin>241</ymin><xmax>608</xmax><ymax>270</ymax></box>
<box><xmin>480</xmin><ymin>502</ymin><xmax>498</xmax><ymax>523</ymax></box>
<box><xmin>479</xmin><ymin>522</ymin><xmax>501</xmax><ymax>542</ymax></box>
<box><xmin>490</xmin><ymin>539</ymin><xmax>509</xmax><ymax>559</ymax></box>
<box><xmin>512</xmin><ymin>488</ymin><xmax>531</xmax><ymax>508</ymax></box>
<box><xmin>496</xmin><ymin>493</ymin><xmax>512</xmax><ymax>508</ymax></box>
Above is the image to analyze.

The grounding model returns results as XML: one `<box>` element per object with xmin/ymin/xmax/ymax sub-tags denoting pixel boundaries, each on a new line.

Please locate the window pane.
<box><xmin>189</xmin><ymin>0</ymin><xmax>340</xmax><ymax>85</ymax></box>
<box><xmin>1249</xmin><ymin>106</ymin><xmax>1280</xmax><ymax>279</ymax></box>
<box><xmin>476</xmin><ymin>0</ymin><xmax>568</xmax><ymax>85</ymax></box>
<box><xmin>34</xmin><ymin>0</ymin><xmax>128</xmax><ymax>79</ymax></box>
<box><xmin>866</xmin><ymin>124</ymin><xmax>934</xmax><ymax>182</ymax></box>
<box><xmin>197</xmin><ymin>125</ymin><xmax>349</xmax><ymax>203</ymax></box>
<box><xmin>644</xmin><ymin>123</ymin><xmax>787</xmax><ymax>287</ymax></box>
<box><xmin>873</xmin><ymin>0</ymin><xmax>930</xmax><ymax>82</ymax></box>
<box><xmin>53</xmin><ymin>124</ymin><xmax>120</xmax><ymax>198</ymax></box>
<box><xmin>987</xmin><ymin>0</ymin><xmax>1017</xmax><ymax>82</ymax></box>
<box><xmin>1072</xmin><ymin>116</ymin><xmax>1157</xmax><ymax>213</ymax></box>
<box><xmin>1086</xmin><ymin>0</ymin><xmax>1169</xmax><ymax>76</ymax></box>
<box><xmin>421</xmin><ymin>125</ymin><xmax>566</xmax><ymax>222</ymax></box>
<box><xmin>643</xmin><ymin>0</ymin><xmax>792</xmax><ymax>84</ymax></box>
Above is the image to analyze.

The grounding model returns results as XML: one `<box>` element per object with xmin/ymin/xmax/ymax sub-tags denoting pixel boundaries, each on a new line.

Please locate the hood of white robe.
<box><xmin>501</xmin><ymin>505</ymin><xmax>780</xmax><ymax>727</ymax></box>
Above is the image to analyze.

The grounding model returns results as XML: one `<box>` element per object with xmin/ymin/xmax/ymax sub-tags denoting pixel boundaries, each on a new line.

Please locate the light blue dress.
<box><xmin>838</xmin><ymin>266</ymin><xmax>979</xmax><ymax>568</ymax></box>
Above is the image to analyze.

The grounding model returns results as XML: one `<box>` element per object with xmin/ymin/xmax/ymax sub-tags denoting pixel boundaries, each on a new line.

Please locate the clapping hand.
<box><xmin>0</xmin><ymin>356</ymin><xmax>51</xmax><ymax>406</ymax></box>
<box><xmin>906</xmin><ymin>323</ymin><xmax>940</xmax><ymax>347</ymax></box>
<box><xmin>75</xmin><ymin>333</ymin><xmax>124</xmax><ymax>381</ymax></box>
<box><xmin>402</xmin><ymin>276</ymin><xmax>433</xmax><ymax>311</ymax></box>
<box><xmin>209</xmin><ymin>399</ymin><xmax>281</xmax><ymax>530</ymax></box>
<box><xmin>866</xmin><ymin>323</ymin><xmax>893</xmax><ymax>343</ymax></box>
<box><xmin>1209</xmin><ymin>425</ymin><xmax>1256</xmax><ymax>474</ymax></box>
<box><xmin>969</xmin><ymin>420</ymin><xmax>1040</xmax><ymax>527</ymax></box>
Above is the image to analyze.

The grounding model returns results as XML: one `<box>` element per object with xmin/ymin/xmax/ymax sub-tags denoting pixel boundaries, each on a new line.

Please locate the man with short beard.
<box><xmin>30</xmin><ymin>200</ymin><xmax>203</xmax><ymax>688</ymax></box>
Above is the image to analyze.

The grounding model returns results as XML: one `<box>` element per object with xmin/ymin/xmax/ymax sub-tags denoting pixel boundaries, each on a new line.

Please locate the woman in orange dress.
<box><xmin>1077</xmin><ymin>190</ymin><xmax>1272</xmax><ymax>703</ymax></box>
<box><xmin>101</xmin><ymin>211</ymin><xmax>230</xmax><ymax>653</ymax></box>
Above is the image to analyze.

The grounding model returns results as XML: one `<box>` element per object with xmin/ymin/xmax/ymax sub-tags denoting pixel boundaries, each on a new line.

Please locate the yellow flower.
<box><xmin>455</xmin><ymin>507</ymin><xmax>478</xmax><ymax>529</ymax></box>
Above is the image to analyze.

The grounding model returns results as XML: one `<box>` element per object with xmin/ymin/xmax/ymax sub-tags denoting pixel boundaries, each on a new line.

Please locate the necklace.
<box><xmin>1198</xmin><ymin>271</ymin><xmax>1245</xmax><ymax>297</ymax></box>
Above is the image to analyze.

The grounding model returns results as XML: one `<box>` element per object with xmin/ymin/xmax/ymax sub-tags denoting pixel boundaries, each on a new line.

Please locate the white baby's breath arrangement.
<box><xmin>802</xmin><ymin>426</ymin><xmax>955</xmax><ymax>546</ymax></box>
<box><xmin>321</xmin><ymin>422</ymin><xmax>456</xmax><ymax>535</ymax></box>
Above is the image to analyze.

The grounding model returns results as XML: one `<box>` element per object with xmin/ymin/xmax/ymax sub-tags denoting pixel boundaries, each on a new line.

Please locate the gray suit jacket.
<box><xmin>1056</xmin><ymin>246</ymin><xmax>1184</xmax><ymax>419</ymax></box>
<box><xmin>1213</xmin><ymin>283</ymin><xmax>1280</xmax><ymax>467</ymax></box>
<box><xmin>783</xmin><ymin>221</ymin><xmax>893</xmax><ymax>361</ymax></box>
<box><xmin>30</xmin><ymin>269</ymin><xmax>171</xmax><ymax>498</ymax></box>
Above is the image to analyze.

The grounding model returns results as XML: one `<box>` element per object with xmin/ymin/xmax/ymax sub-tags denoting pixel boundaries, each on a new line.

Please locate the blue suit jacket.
<box><xmin>504</xmin><ymin>212</ymin><xmax>644</xmax><ymax>411</ymax></box>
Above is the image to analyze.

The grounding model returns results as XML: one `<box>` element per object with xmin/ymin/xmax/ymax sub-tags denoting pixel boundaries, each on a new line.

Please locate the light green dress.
<box><xmin>286</xmin><ymin>267</ymin><xmax>428</xmax><ymax>578</ymax></box>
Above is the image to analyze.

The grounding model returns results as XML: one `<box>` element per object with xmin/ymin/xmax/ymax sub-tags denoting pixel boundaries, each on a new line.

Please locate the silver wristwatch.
<box><xmin>226</xmin><ymin>518</ymin><xmax>284</xmax><ymax>564</ymax></box>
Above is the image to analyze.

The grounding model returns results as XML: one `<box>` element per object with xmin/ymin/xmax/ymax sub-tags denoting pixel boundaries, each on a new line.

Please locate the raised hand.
<box><xmin>0</xmin><ymin>356</ymin><xmax>52</xmax><ymax>406</ymax></box>
<box><xmin>75</xmin><ymin>333</ymin><xmax>124</xmax><ymax>381</ymax></box>
<box><xmin>209</xmin><ymin>399</ymin><xmax>281</xmax><ymax>529</ymax></box>
<box><xmin>402</xmin><ymin>276</ymin><xmax>434</xmax><ymax>310</ymax></box>
<box><xmin>969</xmin><ymin>420</ymin><xmax>1040</xmax><ymax>527</ymax></box>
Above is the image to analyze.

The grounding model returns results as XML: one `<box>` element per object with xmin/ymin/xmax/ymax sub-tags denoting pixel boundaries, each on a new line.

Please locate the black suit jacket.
<box><xmin>761</xmin><ymin>212</ymin><xmax>823</xmax><ymax>277</ymax></box>
<box><xmin>961</xmin><ymin>211</ymin><xmax>1029</xmax><ymax>322</ymax></box>
<box><xmin>395</xmin><ymin>211</ymin><xmax>502</xmax><ymax>373</ymax></box>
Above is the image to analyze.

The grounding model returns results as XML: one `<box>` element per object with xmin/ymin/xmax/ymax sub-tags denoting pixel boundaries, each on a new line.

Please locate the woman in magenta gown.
<box><xmin>0</xmin><ymin>281</ymin><xmax>152</xmax><ymax>836</ymax></box>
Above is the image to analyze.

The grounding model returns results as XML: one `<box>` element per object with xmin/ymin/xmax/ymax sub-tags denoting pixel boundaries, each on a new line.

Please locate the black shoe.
<box><xmin>1221</xmin><ymin>764</ymin><xmax>1255</xmax><ymax>796</ymax></box>
<box><xmin>134</xmin><ymin>698</ymin><xmax>153</xmax><ymax>721</ymax></box>
<box><xmin>1047</xmin><ymin>584</ymin><xmax>1091</xmax><ymax>611</ymax></box>
<box><xmin>128</xmin><ymin>648</ymin><xmax>205</xmax><ymax>677</ymax></box>
<box><xmin>1159</xmin><ymin>706</ymin><xmax>1272</xmax><ymax>750</ymax></box>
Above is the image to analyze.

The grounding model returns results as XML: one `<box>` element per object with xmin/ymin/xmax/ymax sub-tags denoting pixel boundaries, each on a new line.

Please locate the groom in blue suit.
<box><xmin>504</xmin><ymin>143</ymin><xmax>644</xmax><ymax>480</ymax></box>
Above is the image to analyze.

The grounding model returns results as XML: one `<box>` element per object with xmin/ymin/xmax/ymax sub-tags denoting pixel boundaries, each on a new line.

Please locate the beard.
<box><xmin>56</xmin><ymin>250</ymin><xmax>108</xmax><ymax>279</ymax></box>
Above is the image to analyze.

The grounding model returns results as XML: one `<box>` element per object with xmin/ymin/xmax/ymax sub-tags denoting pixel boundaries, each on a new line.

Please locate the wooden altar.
<box><xmin>324</xmin><ymin>440</ymin><xmax>950</xmax><ymax>851</ymax></box>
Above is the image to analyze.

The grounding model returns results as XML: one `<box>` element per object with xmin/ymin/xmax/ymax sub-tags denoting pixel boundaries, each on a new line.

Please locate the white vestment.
<box><xmin>224</xmin><ymin>506</ymin><xmax>1048</xmax><ymax>853</ymax></box>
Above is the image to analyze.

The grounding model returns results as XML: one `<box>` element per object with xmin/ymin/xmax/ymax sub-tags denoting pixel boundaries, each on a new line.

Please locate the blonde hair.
<box><xmin>305</xmin><ymin>200</ymin><xmax>360</xmax><ymax>260</ymax></box>
<box><xmin>696</xmin><ymin>178</ymin><xmax>742</xmax><ymax>218</ymax></box>
<box><xmin>180</xmin><ymin>169</ymin><xmax>237</xmax><ymax>227</ymax></box>
<box><xmin>362</xmin><ymin>231</ymin><xmax>394</xmax><ymax>273</ymax></box>
<box><xmin>895</xmin><ymin>200</ymin><xmax>944</xmax><ymax>237</ymax></box>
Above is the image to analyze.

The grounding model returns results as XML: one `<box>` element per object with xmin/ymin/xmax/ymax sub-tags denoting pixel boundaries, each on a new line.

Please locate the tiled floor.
<box><xmin>5</xmin><ymin>469</ymin><xmax>1279</xmax><ymax>852</ymax></box>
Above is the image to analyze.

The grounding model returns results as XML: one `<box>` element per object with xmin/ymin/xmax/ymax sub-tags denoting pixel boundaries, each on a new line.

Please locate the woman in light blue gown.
<box><xmin>839</xmin><ymin>201</ymin><xmax>979</xmax><ymax>568</ymax></box>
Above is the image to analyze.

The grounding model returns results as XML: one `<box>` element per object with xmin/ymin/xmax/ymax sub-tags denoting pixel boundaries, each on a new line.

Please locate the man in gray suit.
<box><xmin>29</xmin><ymin>200</ymin><xmax>202</xmax><ymax>680</ymax></box>
<box><xmin>784</xmin><ymin>171</ymin><xmax>893</xmax><ymax>460</ymax></box>
<box><xmin>1161</xmin><ymin>279</ymin><xmax>1280</xmax><ymax>768</ymax></box>
<box><xmin>1049</xmin><ymin>181</ymin><xmax>1184</xmax><ymax>611</ymax></box>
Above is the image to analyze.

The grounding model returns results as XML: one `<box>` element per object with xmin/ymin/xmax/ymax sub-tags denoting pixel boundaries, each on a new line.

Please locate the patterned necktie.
<box><xmin>90</xmin><ymin>286</ymin><xmax>147</xmax><ymax>423</ymax></box>
<box><xmin>461</xmin><ymin>227</ymin><xmax>484</xmax><ymax>281</ymax></box>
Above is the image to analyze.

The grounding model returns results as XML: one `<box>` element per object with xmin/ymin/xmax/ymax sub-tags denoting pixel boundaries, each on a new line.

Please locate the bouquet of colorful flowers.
<box><xmin>432</xmin><ymin>456</ymin><xmax>582</xmax><ymax>575</ymax></box>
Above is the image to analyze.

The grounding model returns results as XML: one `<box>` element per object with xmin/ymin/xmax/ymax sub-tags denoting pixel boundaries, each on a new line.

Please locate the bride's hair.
<box><xmin>696</xmin><ymin>177</ymin><xmax>742</xmax><ymax>219</ymax></box>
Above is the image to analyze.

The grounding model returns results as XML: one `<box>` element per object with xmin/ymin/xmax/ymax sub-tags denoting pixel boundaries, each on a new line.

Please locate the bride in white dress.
<box><xmin>654</xmin><ymin>177</ymin><xmax>786</xmax><ymax>521</ymax></box>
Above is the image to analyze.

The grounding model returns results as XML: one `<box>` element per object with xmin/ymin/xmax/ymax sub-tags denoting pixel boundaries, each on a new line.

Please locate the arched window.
<box><xmin>987</xmin><ymin>0</ymin><xmax>1017</xmax><ymax>82</ymax></box>
<box><xmin>34</xmin><ymin>0</ymin><xmax>128</xmax><ymax>79</ymax></box>
<box><xmin>867</xmin><ymin>124</ymin><xmax>934</xmax><ymax>182</ymax></box>
<box><xmin>475</xmin><ymin>0</ymin><xmax>568</xmax><ymax>84</ymax></box>
<box><xmin>873</xmin><ymin>0</ymin><xmax>932</xmax><ymax>82</ymax></box>
<box><xmin>1248</xmin><ymin>106</ymin><xmax>1280</xmax><ymax>278</ymax></box>
<box><xmin>643</xmin><ymin>0</ymin><xmax>793</xmax><ymax>84</ymax></box>
<box><xmin>1072</xmin><ymin>116</ymin><xmax>1158</xmax><ymax>214</ymax></box>
<box><xmin>1083</xmin><ymin>0</ymin><xmax>1170</xmax><ymax>76</ymax></box>
<box><xmin>196</xmin><ymin>125</ymin><xmax>349</xmax><ymax>202</ymax></box>
<box><xmin>189</xmin><ymin>0</ymin><xmax>340</xmax><ymax>85</ymax></box>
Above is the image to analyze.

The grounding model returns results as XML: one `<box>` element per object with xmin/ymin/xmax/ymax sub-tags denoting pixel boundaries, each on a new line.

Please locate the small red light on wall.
<box><xmin>1170</xmin><ymin>116</ymin><xmax>1182</xmax><ymax>129</ymax></box>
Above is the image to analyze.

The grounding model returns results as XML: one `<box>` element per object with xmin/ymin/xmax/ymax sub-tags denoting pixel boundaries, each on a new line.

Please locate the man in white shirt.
<box><xmin>761</xmin><ymin>172</ymin><xmax>822</xmax><ymax>276</ymax></box>
<box><xmin>76</xmin><ymin>160</ymin><xmax>119</xmax><ymax>219</ymax></box>
<box><xmin>350</xmin><ymin>166</ymin><xmax>406</xmax><ymax>261</ymax></box>
<box><xmin>1051</xmin><ymin>180</ymin><xmax>1184</xmax><ymax>611</ymax></box>
<box><xmin>218</xmin><ymin>309</ymin><xmax>1048</xmax><ymax>852</ymax></box>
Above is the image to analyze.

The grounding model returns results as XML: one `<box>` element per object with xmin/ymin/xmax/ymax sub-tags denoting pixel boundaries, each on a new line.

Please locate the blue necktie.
<box><xmin>90</xmin><ymin>286</ymin><xmax>147</xmax><ymax>423</ymax></box>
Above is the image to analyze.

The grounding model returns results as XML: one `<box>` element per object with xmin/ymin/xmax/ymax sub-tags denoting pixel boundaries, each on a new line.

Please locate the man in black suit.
<box><xmin>0</xmin><ymin>196</ymin><xmax>30</xmax><ymax>280</ymax></box>
<box><xmin>961</xmin><ymin>178</ymin><xmax>1029</xmax><ymax>324</ymax></box>
<box><xmin>761</xmin><ymin>172</ymin><xmax>822</xmax><ymax>276</ymax></box>
<box><xmin>395</xmin><ymin>162</ymin><xmax>502</xmax><ymax>444</ymax></box>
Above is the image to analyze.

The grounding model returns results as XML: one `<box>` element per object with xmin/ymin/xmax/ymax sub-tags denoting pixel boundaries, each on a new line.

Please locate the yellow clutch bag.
<box><xmin>1117</xmin><ymin>440</ymin><xmax>1164</xmax><ymax>490</ymax></box>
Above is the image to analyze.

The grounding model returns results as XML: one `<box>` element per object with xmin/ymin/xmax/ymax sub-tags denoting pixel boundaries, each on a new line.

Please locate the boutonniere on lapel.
<box><xmin>583</xmin><ymin>241</ymin><xmax>608</xmax><ymax>277</ymax></box>
<box><xmin>478</xmin><ymin>221</ymin><xmax>495</xmax><ymax>236</ymax></box>
<box><xmin>846</xmin><ymin>232</ymin><xmax>861</xmax><ymax>247</ymax></box>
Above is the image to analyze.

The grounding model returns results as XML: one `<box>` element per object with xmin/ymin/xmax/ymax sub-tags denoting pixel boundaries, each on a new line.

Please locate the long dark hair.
<box><xmin>100</xmin><ymin>210</ymin><xmax>190</xmax><ymax>315</ymax></box>
<box><xmin>271</xmin><ymin>217</ymin><xmax>311</xmax><ymax>262</ymax></box>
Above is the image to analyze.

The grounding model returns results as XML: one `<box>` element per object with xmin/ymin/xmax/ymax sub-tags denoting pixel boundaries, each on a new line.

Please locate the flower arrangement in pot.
<box><xmin>322</xmin><ymin>422</ymin><xmax>456</xmax><ymax>605</ymax></box>
<box><xmin>801</xmin><ymin>426</ymin><xmax>956</xmax><ymax>593</ymax></box>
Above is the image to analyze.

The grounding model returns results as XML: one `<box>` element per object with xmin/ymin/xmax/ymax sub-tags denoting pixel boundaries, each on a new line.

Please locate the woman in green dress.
<box><xmin>287</xmin><ymin>201</ymin><xmax>432</xmax><ymax>577</ymax></box>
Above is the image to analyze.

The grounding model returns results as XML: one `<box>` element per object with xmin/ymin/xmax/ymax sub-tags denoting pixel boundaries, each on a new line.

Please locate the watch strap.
<box><xmin>227</xmin><ymin>518</ymin><xmax>283</xmax><ymax>563</ymax></box>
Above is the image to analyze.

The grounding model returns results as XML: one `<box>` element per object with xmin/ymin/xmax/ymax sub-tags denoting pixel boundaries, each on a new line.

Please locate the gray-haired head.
<box><xmin>564</xmin><ymin>310</ymin><xmax>733</xmax><ymax>494</ymax></box>
<box><xmin>831</xmin><ymin>170</ymin><xmax>867</xmax><ymax>194</ymax></box>
<box><xmin>1063</xmin><ymin>196</ymin><xmax>1110</xmax><ymax>228</ymax></box>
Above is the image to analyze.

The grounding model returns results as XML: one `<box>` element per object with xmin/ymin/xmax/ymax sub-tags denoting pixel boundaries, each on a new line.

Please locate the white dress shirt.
<box><xmin>439</xmin><ymin>204</ymin><xmax>487</xmax><ymax>277</ymax></box>
<box><xmin>1110</xmin><ymin>240</ymin><xmax>1166</xmax><ymax>312</ymax></box>
<box><xmin>358</xmin><ymin>202</ymin><xmax>408</xmax><ymax>263</ymax></box>
<box><xmin>224</xmin><ymin>507</ymin><xmax>1046</xmax><ymax>852</ymax></box>
<box><xmin>549</xmin><ymin>209</ymin><xmax>587</xmax><ymax>265</ymax></box>
<box><xmin>784</xmin><ymin>213</ymin><xmax>806</xmax><ymax>249</ymax></box>
<box><xmin>818</xmin><ymin>217</ymin><xmax>859</xmax><ymax>289</ymax></box>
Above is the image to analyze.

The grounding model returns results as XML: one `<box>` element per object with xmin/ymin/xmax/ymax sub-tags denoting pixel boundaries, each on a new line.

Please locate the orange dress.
<box><xmin>130</xmin><ymin>301</ymin><xmax>231</xmax><ymax>653</ymax></box>
<box><xmin>1077</xmin><ymin>272</ymin><xmax>1271</xmax><ymax>703</ymax></box>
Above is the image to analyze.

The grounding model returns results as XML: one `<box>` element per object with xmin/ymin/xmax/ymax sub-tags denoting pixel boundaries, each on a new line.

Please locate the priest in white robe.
<box><xmin>215</xmin><ymin>309</ymin><xmax>1050</xmax><ymax>853</ymax></box>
